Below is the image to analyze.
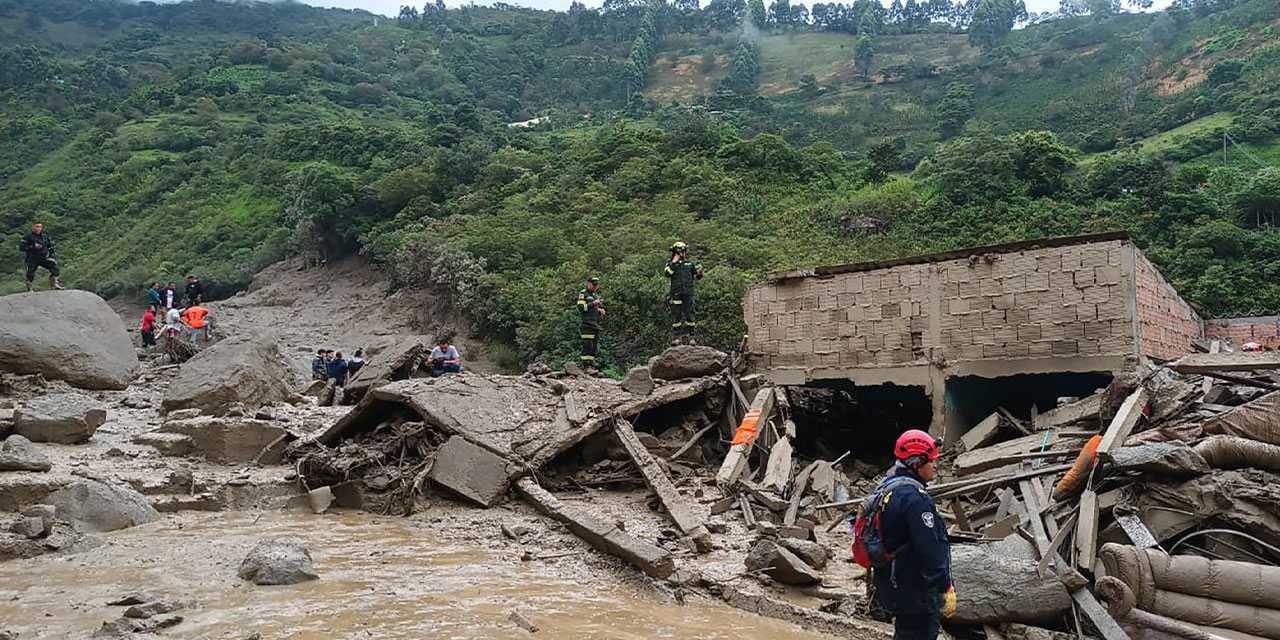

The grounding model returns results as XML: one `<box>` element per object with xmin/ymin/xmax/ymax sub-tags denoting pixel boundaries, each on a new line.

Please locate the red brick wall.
<box><xmin>1204</xmin><ymin>316</ymin><xmax>1280</xmax><ymax>350</ymax></box>
<box><xmin>1133</xmin><ymin>251</ymin><xmax>1203</xmax><ymax>361</ymax></box>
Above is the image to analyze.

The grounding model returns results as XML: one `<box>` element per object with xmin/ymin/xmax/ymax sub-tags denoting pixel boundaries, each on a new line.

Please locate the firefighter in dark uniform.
<box><xmin>874</xmin><ymin>429</ymin><xmax>956</xmax><ymax>640</ymax></box>
<box><xmin>19</xmin><ymin>222</ymin><xmax>61</xmax><ymax>292</ymax></box>
<box><xmin>663</xmin><ymin>241</ymin><xmax>704</xmax><ymax>345</ymax></box>
<box><xmin>577</xmin><ymin>276</ymin><xmax>605</xmax><ymax>374</ymax></box>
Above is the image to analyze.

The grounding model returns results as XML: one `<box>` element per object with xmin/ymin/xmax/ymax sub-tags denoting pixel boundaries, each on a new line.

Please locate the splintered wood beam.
<box><xmin>1096</xmin><ymin>387</ymin><xmax>1150</xmax><ymax>459</ymax></box>
<box><xmin>1075</xmin><ymin>490</ymin><xmax>1099</xmax><ymax>573</ymax></box>
<box><xmin>716</xmin><ymin>387</ymin><xmax>776</xmax><ymax>488</ymax></box>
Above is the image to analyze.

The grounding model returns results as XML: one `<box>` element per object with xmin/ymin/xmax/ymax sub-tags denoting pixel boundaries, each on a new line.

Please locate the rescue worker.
<box><xmin>19</xmin><ymin>222</ymin><xmax>61</xmax><ymax>292</ymax></box>
<box><xmin>663</xmin><ymin>241</ymin><xmax>704</xmax><ymax>345</ymax></box>
<box><xmin>874</xmin><ymin>429</ymin><xmax>955</xmax><ymax>640</ymax></box>
<box><xmin>576</xmin><ymin>276</ymin><xmax>606</xmax><ymax>375</ymax></box>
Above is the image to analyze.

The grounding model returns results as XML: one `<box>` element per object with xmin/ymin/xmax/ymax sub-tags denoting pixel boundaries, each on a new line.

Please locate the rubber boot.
<box><xmin>24</xmin><ymin>280</ymin><xmax>33</xmax><ymax>293</ymax></box>
<box><xmin>48</xmin><ymin>275</ymin><xmax>62</xmax><ymax>290</ymax></box>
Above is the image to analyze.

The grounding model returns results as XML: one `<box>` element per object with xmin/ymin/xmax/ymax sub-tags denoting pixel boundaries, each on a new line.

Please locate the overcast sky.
<box><xmin>303</xmin><ymin>0</ymin><xmax>1171</xmax><ymax>17</ymax></box>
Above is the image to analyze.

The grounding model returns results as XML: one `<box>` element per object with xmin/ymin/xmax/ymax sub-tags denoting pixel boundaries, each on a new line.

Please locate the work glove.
<box><xmin>942</xmin><ymin>585</ymin><xmax>957</xmax><ymax>619</ymax></box>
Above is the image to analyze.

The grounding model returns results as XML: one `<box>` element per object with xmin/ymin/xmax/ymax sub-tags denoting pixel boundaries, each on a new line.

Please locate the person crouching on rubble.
<box><xmin>874</xmin><ymin>429</ymin><xmax>955</xmax><ymax>640</ymax></box>
<box><xmin>428</xmin><ymin>339</ymin><xmax>461</xmax><ymax>377</ymax></box>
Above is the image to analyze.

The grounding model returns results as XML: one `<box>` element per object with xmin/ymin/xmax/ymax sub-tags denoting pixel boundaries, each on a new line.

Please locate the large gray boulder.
<box><xmin>13</xmin><ymin>393</ymin><xmax>107</xmax><ymax>444</ymax></box>
<box><xmin>238</xmin><ymin>539</ymin><xmax>319</xmax><ymax>585</ymax></box>
<box><xmin>0</xmin><ymin>435</ymin><xmax>51</xmax><ymax>472</ymax></box>
<box><xmin>744</xmin><ymin>539</ymin><xmax>821</xmax><ymax>585</ymax></box>
<box><xmin>47</xmin><ymin>478</ymin><xmax>160</xmax><ymax>533</ymax></box>
<box><xmin>162</xmin><ymin>335</ymin><xmax>295</xmax><ymax>415</ymax></box>
<box><xmin>0</xmin><ymin>290</ymin><xmax>139</xmax><ymax>390</ymax></box>
<box><xmin>648</xmin><ymin>346</ymin><xmax>729</xmax><ymax>381</ymax></box>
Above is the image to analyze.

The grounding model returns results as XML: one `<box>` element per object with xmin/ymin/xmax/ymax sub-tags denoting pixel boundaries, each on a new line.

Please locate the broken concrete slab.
<box><xmin>1169</xmin><ymin>352</ymin><xmax>1280</xmax><ymax>374</ymax></box>
<box><xmin>612</xmin><ymin>419</ymin><xmax>711</xmax><ymax>550</ymax></box>
<box><xmin>428</xmin><ymin>436</ymin><xmax>513</xmax><ymax>507</ymax></box>
<box><xmin>949</xmin><ymin>544</ymin><xmax>1072</xmax><ymax>625</ymax></box>
<box><xmin>777</xmin><ymin>537</ymin><xmax>828</xmax><ymax>570</ymax></box>
<box><xmin>132</xmin><ymin>432</ymin><xmax>193</xmax><ymax>457</ymax></box>
<box><xmin>954</xmin><ymin>431</ymin><xmax>1076</xmax><ymax>476</ymax></box>
<box><xmin>13</xmin><ymin>393</ymin><xmax>107</xmax><ymax>444</ymax></box>
<box><xmin>960</xmin><ymin>413</ymin><xmax>1003</xmax><ymax>452</ymax></box>
<box><xmin>716</xmin><ymin>386</ymin><xmax>775</xmax><ymax>488</ymax></box>
<box><xmin>159</xmin><ymin>417</ymin><xmax>286</xmax><ymax>464</ymax></box>
<box><xmin>744</xmin><ymin>539</ymin><xmax>821</xmax><ymax>585</ymax></box>
<box><xmin>516</xmin><ymin>477</ymin><xmax>674</xmax><ymax>579</ymax></box>
<box><xmin>1034</xmin><ymin>393</ymin><xmax>1103</xmax><ymax>431</ymax></box>
<box><xmin>343</xmin><ymin>339</ymin><xmax>425</xmax><ymax>403</ymax></box>
<box><xmin>760</xmin><ymin>436</ymin><xmax>793</xmax><ymax>493</ymax></box>
<box><xmin>1108</xmin><ymin>441</ymin><xmax>1210</xmax><ymax>476</ymax></box>
<box><xmin>0</xmin><ymin>435</ymin><xmax>51</xmax><ymax>472</ymax></box>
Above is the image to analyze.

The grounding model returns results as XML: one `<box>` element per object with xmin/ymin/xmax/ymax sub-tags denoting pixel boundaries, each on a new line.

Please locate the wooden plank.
<box><xmin>949</xmin><ymin>498</ymin><xmax>972</xmax><ymax>532</ymax></box>
<box><xmin>995</xmin><ymin>488</ymin><xmax>1016</xmax><ymax>520</ymax></box>
<box><xmin>954</xmin><ymin>451</ymin><xmax>1077</xmax><ymax>477</ymax></box>
<box><xmin>1034</xmin><ymin>393</ymin><xmax>1103</xmax><ymax>431</ymax></box>
<box><xmin>716</xmin><ymin>387</ymin><xmax>776</xmax><ymax>488</ymax></box>
<box><xmin>738</xmin><ymin>479</ymin><xmax>788</xmax><ymax>512</ymax></box>
<box><xmin>954</xmin><ymin>431</ymin><xmax>1068</xmax><ymax>475</ymax></box>
<box><xmin>1075</xmin><ymin>490</ymin><xmax>1099</xmax><ymax>572</ymax></box>
<box><xmin>929</xmin><ymin>463</ymin><xmax>1074</xmax><ymax>501</ymax></box>
<box><xmin>667</xmin><ymin>424</ymin><xmax>714</xmax><ymax>462</ymax></box>
<box><xmin>983</xmin><ymin>514</ymin><xmax>1020</xmax><ymax>540</ymax></box>
<box><xmin>784</xmin><ymin>461</ymin><xmax>821</xmax><ymax>526</ymax></box>
<box><xmin>1037</xmin><ymin>510</ymin><xmax>1080</xmax><ymax>578</ymax></box>
<box><xmin>1095</xmin><ymin>387</ymin><xmax>1150</xmax><ymax>458</ymax></box>
<box><xmin>739</xmin><ymin>493</ymin><xmax>756</xmax><ymax>528</ymax></box>
<box><xmin>959</xmin><ymin>412</ymin><xmax>1002</xmax><ymax>452</ymax></box>
<box><xmin>1200</xmin><ymin>371</ymin><xmax>1280</xmax><ymax>391</ymax></box>
<box><xmin>727</xmin><ymin>373</ymin><xmax>749</xmax><ymax>419</ymax></box>
<box><xmin>1168</xmin><ymin>351</ymin><xmax>1280</xmax><ymax>374</ymax></box>
<box><xmin>761</xmin><ymin>436</ymin><xmax>793</xmax><ymax>492</ymax></box>
<box><xmin>1019</xmin><ymin>481</ymin><xmax>1051</xmax><ymax>550</ymax></box>
<box><xmin>613</xmin><ymin>418</ymin><xmax>711</xmax><ymax>551</ymax></box>
<box><xmin>709</xmin><ymin>495</ymin><xmax>736</xmax><ymax>515</ymax></box>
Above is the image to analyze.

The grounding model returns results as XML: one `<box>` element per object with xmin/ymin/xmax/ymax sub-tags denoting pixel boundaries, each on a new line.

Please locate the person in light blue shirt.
<box><xmin>428</xmin><ymin>339</ymin><xmax>461</xmax><ymax>377</ymax></box>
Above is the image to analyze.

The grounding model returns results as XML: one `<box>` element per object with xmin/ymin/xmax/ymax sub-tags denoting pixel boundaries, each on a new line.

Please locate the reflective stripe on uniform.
<box><xmin>669</xmin><ymin>299</ymin><xmax>683</xmax><ymax>304</ymax></box>
<box><xmin>685</xmin><ymin>321</ymin><xmax>697</xmax><ymax>327</ymax></box>
<box><xmin>580</xmin><ymin>334</ymin><xmax>596</xmax><ymax>339</ymax></box>
<box><xmin>672</xmin><ymin>322</ymin><xmax>683</xmax><ymax>328</ymax></box>
<box><xmin>580</xmin><ymin>355</ymin><xmax>596</xmax><ymax>361</ymax></box>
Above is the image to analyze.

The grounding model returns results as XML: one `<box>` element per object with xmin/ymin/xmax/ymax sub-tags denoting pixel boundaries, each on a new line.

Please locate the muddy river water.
<box><xmin>0</xmin><ymin>511</ymin><xmax>833</xmax><ymax>639</ymax></box>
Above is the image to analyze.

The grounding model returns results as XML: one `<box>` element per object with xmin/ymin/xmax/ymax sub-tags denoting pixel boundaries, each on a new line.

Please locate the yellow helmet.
<box><xmin>671</xmin><ymin>241</ymin><xmax>687</xmax><ymax>252</ymax></box>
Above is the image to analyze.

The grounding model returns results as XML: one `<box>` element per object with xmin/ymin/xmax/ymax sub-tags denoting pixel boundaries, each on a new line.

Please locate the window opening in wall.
<box><xmin>787</xmin><ymin>380</ymin><xmax>932</xmax><ymax>470</ymax></box>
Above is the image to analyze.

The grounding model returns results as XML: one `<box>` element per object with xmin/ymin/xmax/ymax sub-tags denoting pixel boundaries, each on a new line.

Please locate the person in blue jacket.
<box><xmin>873</xmin><ymin>429</ymin><xmax>956</xmax><ymax>640</ymax></box>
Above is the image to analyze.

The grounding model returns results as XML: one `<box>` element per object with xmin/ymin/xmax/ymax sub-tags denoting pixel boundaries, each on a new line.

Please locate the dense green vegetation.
<box><xmin>1</xmin><ymin>0</ymin><xmax>1277</xmax><ymax>373</ymax></box>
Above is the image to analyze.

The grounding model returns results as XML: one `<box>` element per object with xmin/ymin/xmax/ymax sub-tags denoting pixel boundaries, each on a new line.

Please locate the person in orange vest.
<box><xmin>182</xmin><ymin>303</ymin><xmax>210</xmax><ymax>344</ymax></box>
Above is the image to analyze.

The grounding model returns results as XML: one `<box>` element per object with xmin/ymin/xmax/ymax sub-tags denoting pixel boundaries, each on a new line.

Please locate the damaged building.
<box><xmin>741</xmin><ymin>231</ymin><xmax>1271</xmax><ymax>444</ymax></box>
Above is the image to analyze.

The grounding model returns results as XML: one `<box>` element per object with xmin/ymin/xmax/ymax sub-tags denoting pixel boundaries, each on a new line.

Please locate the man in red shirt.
<box><xmin>140</xmin><ymin>305</ymin><xmax>157</xmax><ymax>347</ymax></box>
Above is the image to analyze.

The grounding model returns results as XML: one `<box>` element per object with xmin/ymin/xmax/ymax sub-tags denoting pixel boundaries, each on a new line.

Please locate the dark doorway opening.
<box><xmin>787</xmin><ymin>380</ymin><xmax>932</xmax><ymax>469</ymax></box>
<box><xmin>945</xmin><ymin>371</ymin><xmax>1113</xmax><ymax>434</ymax></box>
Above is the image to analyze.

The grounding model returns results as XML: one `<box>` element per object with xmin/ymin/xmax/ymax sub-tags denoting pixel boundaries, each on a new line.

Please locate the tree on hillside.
<box><xmin>937</xmin><ymin>82</ymin><xmax>973</xmax><ymax>138</ymax></box>
<box><xmin>1011</xmin><ymin>130</ymin><xmax>1075</xmax><ymax>197</ymax></box>
<box><xmin>769</xmin><ymin>0</ymin><xmax>792</xmax><ymax>24</ymax></box>
<box><xmin>1232</xmin><ymin>167</ymin><xmax>1280</xmax><ymax>228</ymax></box>
<box><xmin>853</xmin><ymin>33</ymin><xmax>876</xmax><ymax>76</ymax></box>
<box><xmin>865</xmin><ymin>142</ymin><xmax>899</xmax><ymax>183</ymax></box>
<box><xmin>706</xmin><ymin>0</ymin><xmax>747</xmax><ymax>30</ymax></box>
<box><xmin>967</xmin><ymin>0</ymin><xmax>1023</xmax><ymax>49</ymax></box>
<box><xmin>749</xmin><ymin>0</ymin><xmax>768</xmax><ymax>28</ymax></box>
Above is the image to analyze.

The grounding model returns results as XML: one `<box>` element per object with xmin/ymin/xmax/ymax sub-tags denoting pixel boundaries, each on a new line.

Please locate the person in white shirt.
<box><xmin>428</xmin><ymin>339</ymin><xmax>461</xmax><ymax>377</ymax></box>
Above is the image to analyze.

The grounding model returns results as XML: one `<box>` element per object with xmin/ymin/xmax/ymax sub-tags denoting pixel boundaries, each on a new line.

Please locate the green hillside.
<box><xmin>1</xmin><ymin>0</ymin><xmax>1277</xmax><ymax>372</ymax></box>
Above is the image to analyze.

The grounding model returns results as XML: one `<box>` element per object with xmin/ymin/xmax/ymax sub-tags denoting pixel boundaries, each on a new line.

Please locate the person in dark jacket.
<box><xmin>184</xmin><ymin>276</ymin><xmax>204</xmax><ymax>307</ymax></box>
<box><xmin>328</xmin><ymin>351</ymin><xmax>349</xmax><ymax>387</ymax></box>
<box><xmin>146</xmin><ymin>282</ymin><xmax>163</xmax><ymax>308</ymax></box>
<box><xmin>577</xmin><ymin>277</ymin><xmax>606</xmax><ymax>375</ymax></box>
<box><xmin>347</xmin><ymin>349</ymin><xmax>366</xmax><ymax>378</ymax></box>
<box><xmin>663</xmin><ymin>241</ymin><xmax>704</xmax><ymax>346</ymax></box>
<box><xmin>311</xmin><ymin>348</ymin><xmax>328</xmax><ymax>381</ymax></box>
<box><xmin>20</xmin><ymin>222</ymin><xmax>61</xmax><ymax>292</ymax></box>
<box><xmin>163</xmin><ymin>282</ymin><xmax>179</xmax><ymax>310</ymax></box>
<box><xmin>873</xmin><ymin>429</ymin><xmax>955</xmax><ymax>640</ymax></box>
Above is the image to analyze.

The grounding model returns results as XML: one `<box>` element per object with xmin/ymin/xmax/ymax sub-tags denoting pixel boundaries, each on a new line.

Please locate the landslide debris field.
<box><xmin>4</xmin><ymin>264</ymin><xmax>1280</xmax><ymax>640</ymax></box>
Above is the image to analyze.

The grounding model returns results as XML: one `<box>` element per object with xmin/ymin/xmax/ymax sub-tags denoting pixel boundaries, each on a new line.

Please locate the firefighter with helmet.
<box><xmin>873</xmin><ymin>429</ymin><xmax>955</xmax><ymax>640</ymax></box>
<box><xmin>664</xmin><ymin>241</ymin><xmax>704</xmax><ymax>345</ymax></box>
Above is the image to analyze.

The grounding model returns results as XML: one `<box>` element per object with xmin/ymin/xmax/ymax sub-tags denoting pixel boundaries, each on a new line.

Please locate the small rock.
<box><xmin>620</xmin><ymin>366</ymin><xmax>655</xmax><ymax>395</ymax></box>
<box><xmin>744</xmin><ymin>539</ymin><xmax>821</xmax><ymax>585</ymax></box>
<box><xmin>525</xmin><ymin>363</ymin><xmax>552</xmax><ymax>376</ymax></box>
<box><xmin>237</xmin><ymin>539</ymin><xmax>319</xmax><ymax>585</ymax></box>
<box><xmin>755</xmin><ymin>521</ymin><xmax>777</xmax><ymax>536</ymax></box>
<box><xmin>563</xmin><ymin>362</ymin><xmax>583</xmax><ymax>376</ymax></box>
<box><xmin>105</xmin><ymin>447</ymin><xmax>126</xmax><ymax>457</ymax></box>
<box><xmin>706</xmin><ymin>521</ymin><xmax>727</xmax><ymax>534</ymax></box>
<box><xmin>166</xmin><ymin>408</ymin><xmax>202</xmax><ymax>421</ymax></box>
<box><xmin>253</xmin><ymin>406</ymin><xmax>276</xmax><ymax>421</ymax></box>
<box><xmin>107</xmin><ymin>593</ymin><xmax>153</xmax><ymax>606</ymax></box>
<box><xmin>501</xmin><ymin>523</ymin><xmax>532</xmax><ymax>540</ymax></box>
<box><xmin>0</xmin><ymin>435</ymin><xmax>52</xmax><ymax>472</ymax></box>
<box><xmin>123</xmin><ymin>599</ymin><xmax>182</xmax><ymax>619</ymax></box>
<box><xmin>23</xmin><ymin>505</ymin><xmax>55</xmax><ymax>530</ymax></box>
<box><xmin>307</xmin><ymin>486</ymin><xmax>333</xmax><ymax>514</ymax></box>
<box><xmin>778</xmin><ymin>538</ymin><xmax>829</xmax><ymax>570</ymax></box>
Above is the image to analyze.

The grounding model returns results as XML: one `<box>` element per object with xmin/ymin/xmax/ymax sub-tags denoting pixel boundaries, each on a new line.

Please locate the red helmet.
<box><xmin>895</xmin><ymin>429</ymin><xmax>939</xmax><ymax>462</ymax></box>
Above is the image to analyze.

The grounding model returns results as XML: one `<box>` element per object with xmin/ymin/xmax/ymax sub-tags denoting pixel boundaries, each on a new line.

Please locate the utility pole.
<box><xmin>1223</xmin><ymin>132</ymin><xmax>1228</xmax><ymax>166</ymax></box>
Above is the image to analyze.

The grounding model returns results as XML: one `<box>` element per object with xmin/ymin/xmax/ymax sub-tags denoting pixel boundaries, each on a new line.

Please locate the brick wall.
<box><xmin>1133</xmin><ymin>251</ymin><xmax>1203</xmax><ymax>361</ymax></box>
<box><xmin>744</xmin><ymin>239</ymin><xmax>1138</xmax><ymax>376</ymax></box>
<box><xmin>1205</xmin><ymin>316</ymin><xmax>1280</xmax><ymax>350</ymax></box>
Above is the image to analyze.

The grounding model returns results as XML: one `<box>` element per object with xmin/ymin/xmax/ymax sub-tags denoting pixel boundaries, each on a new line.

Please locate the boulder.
<box><xmin>0</xmin><ymin>290</ymin><xmax>139</xmax><ymax>390</ymax></box>
<box><xmin>620</xmin><ymin>366</ymin><xmax>655</xmax><ymax>395</ymax></box>
<box><xmin>1108</xmin><ymin>441</ymin><xmax>1210</xmax><ymax>476</ymax></box>
<box><xmin>949</xmin><ymin>543</ymin><xmax>1072</xmax><ymax>625</ymax></box>
<box><xmin>13</xmin><ymin>393</ymin><xmax>107</xmax><ymax>444</ymax></box>
<box><xmin>648</xmin><ymin>346</ymin><xmax>729</xmax><ymax>381</ymax></box>
<box><xmin>0</xmin><ymin>435</ymin><xmax>51</xmax><ymax>471</ymax></box>
<box><xmin>47</xmin><ymin>478</ymin><xmax>160</xmax><ymax>533</ymax></box>
<box><xmin>777</xmin><ymin>537</ymin><xmax>829</xmax><ymax>570</ymax></box>
<box><xmin>162</xmin><ymin>335</ymin><xmax>296</xmax><ymax>415</ymax></box>
<box><xmin>744</xmin><ymin>539</ymin><xmax>822</xmax><ymax>585</ymax></box>
<box><xmin>237</xmin><ymin>539</ymin><xmax>319</xmax><ymax>585</ymax></box>
<box><xmin>158</xmin><ymin>417</ymin><xmax>285</xmax><ymax>464</ymax></box>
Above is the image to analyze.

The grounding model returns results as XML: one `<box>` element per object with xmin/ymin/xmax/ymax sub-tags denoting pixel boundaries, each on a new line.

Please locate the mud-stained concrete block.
<box><xmin>159</xmin><ymin>418</ymin><xmax>285</xmax><ymax>464</ymax></box>
<box><xmin>428</xmin><ymin>436</ymin><xmax>511</xmax><ymax>507</ymax></box>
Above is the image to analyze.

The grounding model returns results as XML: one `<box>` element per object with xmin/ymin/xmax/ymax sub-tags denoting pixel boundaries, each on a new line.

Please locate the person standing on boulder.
<box><xmin>19</xmin><ymin>222</ymin><xmax>61</xmax><ymax>292</ymax></box>
<box><xmin>663</xmin><ymin>241</ymin><xmax>704</xmax><ymax>346</ymax></box>
<box><xmin>577</xmin><ymin>276</ymin><xmax>606</xmax><ymax>376</ymax></box>
<box><xmin>873</xmin><ymin>430</ymin><xmax>955</xmax><ymax>640</ymax></box>
<box><xmin>140</xmin><ymin>305</ymin><xmax>158</xmax><ymax>348</ymax></box>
